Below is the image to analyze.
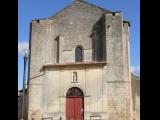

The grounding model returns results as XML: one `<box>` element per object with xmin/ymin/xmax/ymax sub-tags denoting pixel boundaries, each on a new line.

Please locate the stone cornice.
<box><xmin>42</xmin><ymin>61</ymin><xmax>107</xmax><ymax>69</ymax></box>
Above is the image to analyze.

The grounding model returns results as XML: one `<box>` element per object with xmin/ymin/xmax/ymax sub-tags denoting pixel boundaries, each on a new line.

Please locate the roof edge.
<box><xmin>31</xmin><ymin>0</ymin><xmax>114</xmax><ymax>22</ymax></box>
<box><xmin>79</xmin><ymin>0</ymin><xmax>113</xmax><ymax>14</ymax></box>
<box><xmin>123</xmin><ymin>20</ymin><xmax>131</xmax><ymax>27</ymax></box>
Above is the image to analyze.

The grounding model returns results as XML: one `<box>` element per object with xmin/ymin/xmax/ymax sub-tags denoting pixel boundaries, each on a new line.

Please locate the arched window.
<box><xmin>66</xmin><ymin>87</ymin><xmax>84</xmax><ymax>97</ymax></box>
<box><xmin>75</xmin><ymin>46</ymin><xmax>83</xmax><ymax>62</ymax></box>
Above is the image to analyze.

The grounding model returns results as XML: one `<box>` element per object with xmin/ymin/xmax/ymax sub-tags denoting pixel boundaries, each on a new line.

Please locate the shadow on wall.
<box><xmin>90</xmin><ymin>15</ymin><xmax>106</xmax><ymax>62</ymax></box>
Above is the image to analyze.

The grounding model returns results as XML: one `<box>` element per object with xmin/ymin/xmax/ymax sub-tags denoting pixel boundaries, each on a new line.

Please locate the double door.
<box><xmin>66</xmin><ymin>97</ymin><xmax>84</xmax><ymax>120</ymax></box>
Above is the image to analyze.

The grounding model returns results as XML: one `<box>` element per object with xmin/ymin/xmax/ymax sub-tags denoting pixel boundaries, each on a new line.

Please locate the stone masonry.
<box><xmin>26</xmin><ymin>0</ymin><xmax>137</xmax><ymax>120</ymax></box>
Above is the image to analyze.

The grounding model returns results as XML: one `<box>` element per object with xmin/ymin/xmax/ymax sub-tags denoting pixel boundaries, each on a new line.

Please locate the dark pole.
<box><xmin>21</xmin><ymin>52</ymin><xmax>28</xmax><ymax>120</ymax></box>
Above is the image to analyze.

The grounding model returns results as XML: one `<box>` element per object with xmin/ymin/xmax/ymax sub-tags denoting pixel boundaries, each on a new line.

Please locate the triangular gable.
<box><xmin>48</xmin><ymin>0</ymin><xmax>113</xmax><ymax>20</ymax></box>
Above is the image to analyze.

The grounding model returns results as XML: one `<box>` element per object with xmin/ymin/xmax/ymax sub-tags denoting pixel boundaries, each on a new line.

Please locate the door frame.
<box><xmin>66</xmin><ymin>87</ymin><xmax>84</xmax><ymax>120</ymax></box>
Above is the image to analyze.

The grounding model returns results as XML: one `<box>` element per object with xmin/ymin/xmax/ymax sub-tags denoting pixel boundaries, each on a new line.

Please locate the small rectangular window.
<box><xmin>75</xmin><ymin>46</ymin><xmax>83</xmax><ymax>62</ymax></box>
<box><xmin>55</xmin><ymin>37</ymin><xmax>59</xmax><ymax>63</ymax></box>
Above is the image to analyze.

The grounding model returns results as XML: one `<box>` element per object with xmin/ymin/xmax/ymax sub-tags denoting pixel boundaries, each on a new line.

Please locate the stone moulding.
<box><xmin>42</xmin><ymin>61</ymin><xmax>107</xmax><ymax>69</ymax></box>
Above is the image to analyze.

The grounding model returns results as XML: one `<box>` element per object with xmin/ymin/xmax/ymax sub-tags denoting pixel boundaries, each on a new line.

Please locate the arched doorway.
<box><xmin>66</xmin><ymin>87</ymin><xmax>84</xmax><ymax>120</ymax></box>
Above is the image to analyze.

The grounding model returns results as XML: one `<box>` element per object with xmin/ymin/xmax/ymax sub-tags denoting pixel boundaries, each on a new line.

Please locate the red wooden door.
<box><xmin>66</xmin><ymin>97</ymin><xmax>84</xmax><ymax>120</ymax></box>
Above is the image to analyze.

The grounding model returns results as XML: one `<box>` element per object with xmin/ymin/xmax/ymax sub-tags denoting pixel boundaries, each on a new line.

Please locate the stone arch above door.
<box><xmin>64</xmin><ymin>85</ymin><xmax>86</xmax><ymax>97</ymax></box>
<box><xmin>66</xmin><ymin>87</ymin><xmax>84</xmax><ymax>97</ymax></box>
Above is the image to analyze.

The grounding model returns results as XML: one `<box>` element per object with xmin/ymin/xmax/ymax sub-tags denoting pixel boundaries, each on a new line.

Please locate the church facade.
<box><xmin>27</xmin><ymin>0</ymin><xmax>133</xmax><ymax>120</ymax></box>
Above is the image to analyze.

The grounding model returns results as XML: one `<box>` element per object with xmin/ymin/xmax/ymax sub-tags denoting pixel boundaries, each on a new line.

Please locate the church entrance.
<box><xmin>66</xmin><ymin>87</ymin><xmax>84</xmax><ymax>120</ymax></box>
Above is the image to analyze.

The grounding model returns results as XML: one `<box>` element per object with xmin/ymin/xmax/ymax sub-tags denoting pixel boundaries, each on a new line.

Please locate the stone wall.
<box><xmin>27</xmin><ymin>1</ymin><xmax>133</xmax><ymax>120</ymax></box>
<box><xmin>131</xmin><ymin>74</ymin><xmax>140</xmax><ymax>120</ymax></box>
